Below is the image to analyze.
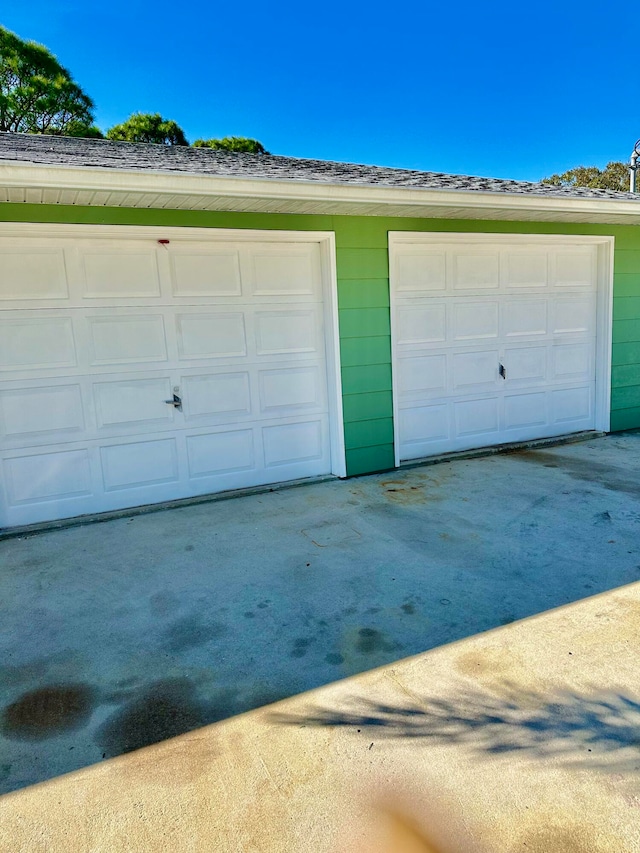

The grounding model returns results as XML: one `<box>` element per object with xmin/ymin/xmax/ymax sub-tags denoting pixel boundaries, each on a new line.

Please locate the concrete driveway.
<box><xmin>1</xmin><ymin>432</ymin><xmax>640</xmax><ymax>796</ymax></box>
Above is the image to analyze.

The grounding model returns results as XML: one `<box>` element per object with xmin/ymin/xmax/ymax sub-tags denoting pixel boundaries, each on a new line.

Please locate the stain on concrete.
<box><xmin>98</xmin><ymin>677</ymin><xmax>294</xmax><ymax>759</ymax></box>
<box><xmin>244</xmin><ymin>611</ymin><xmax>255</xmax><ymax>619</ymax></box>
<box><xmin>355</xmin><ymin>628</ymin><xmax>399</xmax><ymax>655</ymax></box>
<box><xmin>455</xmin><ymin>651</ymin><xmax>500</xmax><ymax>678</ymax></box>
<box><xmin>13</xmin><ymin>555</ymin><xmax>50</xmax><ymax>570</ymax></box>
<box><xmin>291</xmin><ymin>637</ymin><xmax>314</xmax><ymax>659</ymax></box>
<box><xmin>380</xmin><ymin>481</ymin><xmax>426</xmax><ymax>505</ymax></box>
<box><xmin>517</xmin><ymin>450</ymin><xmax>640</xmax><ymax>499</ymax></box>
<box><xmin>454</xmin><ymin>648</ymin><xmax>552</xmax><ymax>696</ymax></box>
<box><xmin>325</xmin><ymin>653</ymin><xmax>344</xmax><ymax>665</ymax></box>
<box><xmin>401</xmin><ymin>602</ymin><xmax>416</xmax><ymax>615</ymax></box>
<box><xmin>96</xmin><ymin>678</ymin><xmax>207</xmax><ymax>755</ymax></box>
<box><xmin>594</xmin><ymin>510</ymin><xmax>612</xmax><ymax>525</ymax></box>
<box><xmin>257</xmin><ymin>601</ymin><xmax>270</xmax><ymax>609</ymax></box>
<box><xmin>380</xmin><ymin>471</ymin><xmax>449</xmax><ymax>505</ymax></box>
<box><xmin>342</xmin><ymin>606</ymin><xmax>357</xmax><ymax>616</ymax></box>
<box><xmin>163</xmin><ymin>614</ymin><xmax>228</xmax><ymax>652</ymax></box>
<box><xmin>2</xmin><ymin>684</ymin><xmax>96</xmax><ymax>741</ymax></box>
<box><xmin>184</xmin><ymin>544</ymin><xmax>195</xmax><ymax>552</ymax></box>
<box><xmin>517</xmin><ymin>825</ymin><xmax>608</xmax><ymax>852</ymax></box>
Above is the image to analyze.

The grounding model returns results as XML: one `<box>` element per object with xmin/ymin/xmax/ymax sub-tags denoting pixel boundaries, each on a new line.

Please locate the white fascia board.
<box><xmin>3</xmin><ymin>161</ymin><xmax>640</xmax><ymax>221</ymax></box>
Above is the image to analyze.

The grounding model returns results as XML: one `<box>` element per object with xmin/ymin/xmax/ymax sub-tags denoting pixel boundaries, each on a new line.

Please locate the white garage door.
<box><xmin>390</xmin><ymin>233</ymin><xmax>612</xmax><ymax>462</ymax></box>
<box><xmin>0</xmin><ymin>226</ymin><xmax>343</xmax><ymax>528</ymax></box>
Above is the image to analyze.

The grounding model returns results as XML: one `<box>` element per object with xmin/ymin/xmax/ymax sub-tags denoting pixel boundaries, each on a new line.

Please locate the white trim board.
<box><xmin>388</xmin><ymin>232</ymin><xmax>614</xmax><ymax>466</ymax></box>
<box><xmin>4</xmin><ymin>162</ymin><xmax>640</xmax><ymax>223</ymax></box>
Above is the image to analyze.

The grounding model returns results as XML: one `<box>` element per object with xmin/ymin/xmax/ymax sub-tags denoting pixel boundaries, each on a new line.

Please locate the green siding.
<box><xmin>341</xmin><ymin>364</ymin><xmax>392</xmax><ymax>395</ymax></box>
<box><xmin>611</xmin><ymin>385</ymin><xmax>640</xmax><ymax>410</ymax></box>
<box><xmin>337</xmin><ymin>278</ymin><xmax>390</xmax><ymax>310</ymax></box>
<box><xmin>612</xmin><ymin>364</ymin><xmax>640</xmax><ymax>387</ymax></box>
<box><xmin>344</xmin><ymin>418</ymin><xmax>394</xmax><ymax>450</ymax></box>
<box><xmin>611</xmin><ymin>407</ymin><xmax>640</xmax><ymax>430</ymax></box>
<box><xmin>340</xmin><ymin>336</ymin><xmax>391</xmax><ymax>368</ymax></box>
<box><xmin>614</xmin><ymin>251</ymin><xmax>640</xmax><ymax>275</ymax></box>
<box><xmin>613</xmin><ymin>297</ymin><xmax>640</xmax><ymax>321</ymax></box>
<box><xmin>346</xmin><ymin>444</ymin><xmax>396</xmax><ymax>476</ymax></box>
<box><xmin>612</xmin><ymin>342</ymin><xmax>640</xmax><ymax>365</ymax></box>
<box><xmin>335</xmin><ymin>248</ymin><xmax>389</xmax><ymax>279</ymax></box>
<box><xmin>342</xmin><ymin>391</ymin><xmax>393</xmax><ymax>423</ymax></box>
<box><xmin>337</xmin><ymin>307</ymin><xmax>390</xmax><ymax>338</ymax></box>
<box><xmin>613</xmin><ymin>319</ymin><xmax>640</xmax><ymax>344</ymax></box>
<box><xmin>608</xmin><ymin>274</ymin><xmax>640</xmax><ymax>298</ymax></box>
<box><xmin>334</xmin><ymin>217</ymin><xmax>389</xmax><ymax>249</ymax></box>
<box><xmin>2</xmin><ymin>203</ymin><xmax>640</xmax><ymax>477</ymax></box>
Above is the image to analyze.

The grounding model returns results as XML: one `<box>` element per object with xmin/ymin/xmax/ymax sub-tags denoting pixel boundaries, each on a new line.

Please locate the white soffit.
<box><xmin>3</xmin><ymin>162</ymin><xmax>640</xmax><ymax>224</ymax></box>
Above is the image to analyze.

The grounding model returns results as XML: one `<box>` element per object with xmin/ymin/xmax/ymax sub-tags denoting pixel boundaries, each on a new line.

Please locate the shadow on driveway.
<box><xmin>270</xmin><ymin>681</ymin><xmax>640</xmax><ymax>774</ymax></box>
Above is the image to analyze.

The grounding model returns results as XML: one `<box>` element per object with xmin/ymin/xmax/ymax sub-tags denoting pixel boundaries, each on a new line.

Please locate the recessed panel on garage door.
<box><xmin>81</xmin><ymin>247</ymin><xmax>160</xmax><ymax>298</ymax></box>
<box><xmin>0</xmin><ymin>248</ymin><xmax>68</xmax><ymax>300</ymax></box>
<box><xmin>169</xmin><ymin>248</ymin><xmax>242</xmax><ymax>297</ymax></box>
<box><xmin>0</xmin><ymin>317</ymin><xmax>77</xmax><ymax>371</ymax></box>
<box><xmin>395</xmin><ymin>251</ymin><xmax>446</xmax><ymax>293</ymax></box>
<box><xmin>245</xmin><ymin>243</ymin><xmax>321</xmax><ymax>297</ymax></box>
<box><xmin>255</xmin><ymin>310</ymin><xmax>319</xmax><ymax>355</ymax></box>
<box><xmin>504</xmin><ymin>252</ymin><xmax>548</xmax><ymax>288</ymax></box>
<box><xmin>259</xmin><ymin>366</ymin><xmax>323</xmax><ymax>412</ymax></box>
<box><xmin>177</xmin><ymin>312</ymin><xmax>247</xmax><ymax>360</ymax></box>
<box><xmin>396</xmin><ymin>304</ymin><xmax>446</xmax><ymax>345</ymax></box>
<box><xmin>93</xmin><ymin>377</ymin><xmax>173</xmax><ymax>428</ymax></box>
<box><xmin>401</xmin><ymin>405</ymin><xmax>449</xmax><ymax>445</ymax></box>
<box><xmin>504</xmin><ymin>347</ymin><xmax>547</xmax><ymax>383</ymax></box>
<box><xmin>504</xmin><ymin>392</ymin><xmax>547</xmax><ymax>430</ymax></box>
<box><xmin>5</xmin><ymin>449</ymin><xmax>91</xmax><ymax>504</ymax></box>
<box><xmin>0</xmin><ymin>385</ymin><xmax>84</xmax><ymax>439</ymax></box>
<box><xmin>453</xmin><ymin>302</ymin><xmax>499</xmax><ymax>340</ymax></box>
<box><xmin>182</xmin><ymin>373</ymin><xmax>251</xmax><ymax>419</ymax></box>
<box><xmin>186</xmin><ymin>429</ymin><xmax>254</xmax><ymax>477</ymax></box>
<box><xmin>263</xmin><ymin>420</ymin><xmax>323</xmax><ymax>466</ymax></box>
<box><xmin>398</xmin><ymin>355</ymin><xmax>446</xmax><ymax>395</ymax></box>
<box><xmin>88</xmin><ymin>315</ymin><xmax>167</xmax><ymax>365</ymax></box>
<box><xmin>100</xmin><ymin>438</ymin><xmax>179</xmax><ymax>490</ymax></box>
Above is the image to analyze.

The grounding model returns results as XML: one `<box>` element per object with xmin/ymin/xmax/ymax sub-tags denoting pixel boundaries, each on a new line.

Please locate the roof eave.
<box><xmin>2</xmin><ymin>161</ymin><xmax>640</xmax><ymax>225</ymax></box>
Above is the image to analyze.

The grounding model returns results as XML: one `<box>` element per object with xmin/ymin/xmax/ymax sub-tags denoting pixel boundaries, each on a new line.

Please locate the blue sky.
<box><xmin>2</xmin><ymin>1</ymin><xmax>635</xmax><ymax>181</ymax></box>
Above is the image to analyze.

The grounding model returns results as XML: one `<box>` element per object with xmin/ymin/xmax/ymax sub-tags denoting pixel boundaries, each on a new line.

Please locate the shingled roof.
<box><xmin>0</xmin><ymin>131</ymin><xmax>636</xmax><ymax>201</ymax></box>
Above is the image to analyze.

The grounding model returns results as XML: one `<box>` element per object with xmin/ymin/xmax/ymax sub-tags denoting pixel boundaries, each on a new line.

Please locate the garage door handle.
<box><xmin>164</xmin><ymin>393</ymin><xmax>182</xmax><ymax>411</ymax></box>
<box><xmin>499</xmin><ymin>363</ymin><xmax>506</xmax><ymax>380</ymax></box>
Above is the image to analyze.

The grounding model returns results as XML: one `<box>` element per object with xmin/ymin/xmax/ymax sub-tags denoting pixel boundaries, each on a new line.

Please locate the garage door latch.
<box><xmin>164</xmin><ymin>387</ymin><xmax>183</xmax><ymax>411</ymax></box>
<box><xmin>499</xmin><ymin>363</ymin><xmax>507</xmax><ymax>380</ymax></box>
